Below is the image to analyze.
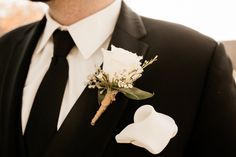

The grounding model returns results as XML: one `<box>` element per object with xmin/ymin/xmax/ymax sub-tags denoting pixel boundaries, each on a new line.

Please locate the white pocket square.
<box><xmin>115</xmin><ymin>105</ymin><xmax>178</xmax><ymax>154</ymax></box>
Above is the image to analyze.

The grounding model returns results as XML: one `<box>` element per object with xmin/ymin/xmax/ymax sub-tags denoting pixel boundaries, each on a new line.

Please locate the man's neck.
<box><xmin>47</xmin><ymin>0</ymin><xmax>115</xmax><ymax>26</ymax></box>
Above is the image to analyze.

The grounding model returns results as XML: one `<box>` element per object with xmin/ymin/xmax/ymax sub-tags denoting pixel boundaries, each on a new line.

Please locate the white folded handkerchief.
<box><xmin>115</xmin><ymin>105</ymin><xmax>178</xmax><ymax>154</ymax></box>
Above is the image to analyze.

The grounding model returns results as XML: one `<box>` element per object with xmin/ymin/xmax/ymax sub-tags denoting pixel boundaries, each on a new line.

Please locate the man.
<box><xmin>0</xmin><ymin>0</ymin><xmax>236</xmax><ymax>157</ymax></box>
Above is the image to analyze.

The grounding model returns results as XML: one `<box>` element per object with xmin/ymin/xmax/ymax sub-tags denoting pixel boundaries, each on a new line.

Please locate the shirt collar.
<box><xmin>35</xmin><ymin>0</ymin><xmax>121</xmax><ymax>59</ymax></box>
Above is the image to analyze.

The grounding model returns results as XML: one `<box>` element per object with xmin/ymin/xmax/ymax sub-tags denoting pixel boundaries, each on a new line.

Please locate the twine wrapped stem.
<box><xmin>91</xmin><ymin>89</ymin><xmax>118</xmax><ymax>126</ymax></box>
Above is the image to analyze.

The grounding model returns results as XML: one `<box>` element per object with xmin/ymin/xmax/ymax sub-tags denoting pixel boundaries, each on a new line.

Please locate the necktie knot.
<box><xmin>53</xmin><ymin>29</ymin><xmax>75</xmax><ymax>57</ymax></box>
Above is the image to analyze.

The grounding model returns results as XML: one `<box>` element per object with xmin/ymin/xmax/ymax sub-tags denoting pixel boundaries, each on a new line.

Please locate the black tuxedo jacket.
<box><xmin>0</xmin><ymin>3</ymin><xmax>236</xmax><ymax>157</ymax></box>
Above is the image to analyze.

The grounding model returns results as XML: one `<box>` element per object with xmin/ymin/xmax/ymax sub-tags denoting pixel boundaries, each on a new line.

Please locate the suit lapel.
<box><xmin>1</xmin><ymin>17</ymin><xmax>46</xmax><ymax>157</ymax></box>
<box><xmin>44</xmin><ymin>3</ymin><xmax>149</xmax><ymax>157</ymax></box>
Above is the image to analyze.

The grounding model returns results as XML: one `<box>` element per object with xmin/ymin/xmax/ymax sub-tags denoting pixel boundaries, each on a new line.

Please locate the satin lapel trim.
<box><xmin>43</xmin><ymin>3</ymin><xmax>149</xmax><ymax>157</ymax></box>
<box><xmin>1</xmin><ymin>17</ymin><xmax>46</xmax><ymax>156</ymax></box>
<box><xmin>109</xmin><ymin>27</ymin><xmax>149</xmax><ymax>57</ymax></box>
<box><xmin>109</xmin><ymin>2</ymin><xmax>149</xmax><ymax>57</ymax></box>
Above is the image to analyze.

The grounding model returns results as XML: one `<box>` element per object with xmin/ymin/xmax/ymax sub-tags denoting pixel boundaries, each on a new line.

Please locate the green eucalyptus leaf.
<box><xmin>118</xmin><ymin>87</ymin><xmax>154</xmax><ymax>100</ymax></box>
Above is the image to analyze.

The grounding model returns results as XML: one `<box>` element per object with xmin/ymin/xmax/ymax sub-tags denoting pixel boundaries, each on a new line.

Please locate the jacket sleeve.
<box><xmin>186</xmin><ymin>42</ymin><xmax>236</xmax><ymax>157</ymax></box>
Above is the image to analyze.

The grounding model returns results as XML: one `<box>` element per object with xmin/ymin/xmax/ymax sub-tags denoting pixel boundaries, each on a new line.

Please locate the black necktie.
<box><xmin>24</xmin><ymin>29</ymin><xmax>75</xmax><ymax>157</ymax></box>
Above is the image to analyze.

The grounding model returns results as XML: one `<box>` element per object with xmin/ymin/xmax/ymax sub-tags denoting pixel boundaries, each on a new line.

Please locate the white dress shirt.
<box><xmin>21</xmin><ymin>0</ymin><xmax>121</xmax><ymax>133</ymax></box>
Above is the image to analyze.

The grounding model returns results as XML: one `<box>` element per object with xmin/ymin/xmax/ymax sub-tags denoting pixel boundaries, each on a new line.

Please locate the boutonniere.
<box><xmin>88</xmin><ymin>45</ymin><xmax>158</xmax><ymax>126</ymax></box>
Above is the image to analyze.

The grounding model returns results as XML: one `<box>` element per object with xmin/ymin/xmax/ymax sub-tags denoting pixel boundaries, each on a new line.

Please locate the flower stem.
<box><xmin>91</xmin><ymin>90</ymin><xmax>118</xmax><ymax>126</ymax></box>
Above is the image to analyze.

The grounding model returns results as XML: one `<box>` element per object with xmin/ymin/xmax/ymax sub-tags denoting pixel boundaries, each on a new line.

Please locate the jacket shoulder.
<box><xmin>141</xmin><ymin>16</ymin><xmax>217</xmax><ymax>50</ymax></box>
<box><xmin>140</xmin><ymin>16</ymin><xmax>220</xmax><ymax>68</ymax></box>
<box><xmin>0</xmin><ymin>21</ymin><xmax>40</xmax><ymax>44</ymax></box>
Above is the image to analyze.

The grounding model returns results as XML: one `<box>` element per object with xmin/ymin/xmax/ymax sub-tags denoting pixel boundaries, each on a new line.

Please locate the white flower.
<box><xmin>102</xmin><ymin>45</ymin><xmax>143</xmax><ymax>82</ymax></box>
